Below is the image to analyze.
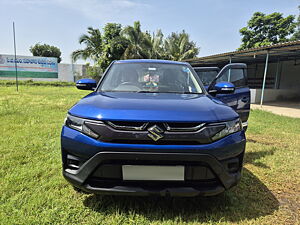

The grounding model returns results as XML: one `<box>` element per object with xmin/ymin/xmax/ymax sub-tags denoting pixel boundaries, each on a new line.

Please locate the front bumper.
<box><xmin>61</xmin><ymin>126</ymin><xmax>246</xmax><ymax>197</ymax></box>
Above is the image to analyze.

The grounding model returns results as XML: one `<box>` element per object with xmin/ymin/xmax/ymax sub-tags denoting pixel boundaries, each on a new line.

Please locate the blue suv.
<box><xmin>61</xmin><ymin>59</ymin><xmax>249</xmax><ymax>197</ymax></box>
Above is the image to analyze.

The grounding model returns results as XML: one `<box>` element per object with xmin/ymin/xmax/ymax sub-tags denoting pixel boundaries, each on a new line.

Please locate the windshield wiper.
<box><xmin>181</xmin><ymin>92</ymin><xmax>202</xmax><ymax>94</ymax></box>
<box><xmin>135</xmin><ymin>91</ymin><xmax>160</xmax><ymax>93</ymax></box>
<box><xmin>136</xmin><ymin>91</ymin><xmax>202</xmax><ymax>94</ymax></box>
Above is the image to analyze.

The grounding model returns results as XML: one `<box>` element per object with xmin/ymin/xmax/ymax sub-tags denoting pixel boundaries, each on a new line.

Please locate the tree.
<box><xmin>121</xmin><ymin>21</ymin><xmax>152</xmax><ymax>59</ymax></box>
<box><xmin>98</xmin><ymin>23</ymin><xmax>129</xmax><ymax>69</ymax></box>
<box><xmin>30</xmin><ymin>43</ymin><xmax>62</xmax><ymax>62</ymax></box>
<box><xmin>164</xmin><ymin>30</ymin><xmax>199</xmax><ymax>61</ymax></box>
<box><xmin>72</xmin><ymin>21</ymin><xmax>201</xmax><ymax>67</ymax></box>
<box><xmin>72</xmin><ymin>24</ymin><xmax>129</xmax><ymax>71</ymax></box>
<box><xmin>239</xmin><ymin>12</ymin><xmax>296</xmax><ymax>50</ymax></box>
<box><xmin>71</xmin><ymin>27</ymin><xmax>102</xmax><ymax>62</ymax></box>
<box><xmin>147</xmin><ymin>29</ymin><xmax>165</xmax><ymax>59</ymax></box>
<box><xmin>291</xmin><ymin>6</ymin><xmax>300</xmax><ymax>41</ymax></box>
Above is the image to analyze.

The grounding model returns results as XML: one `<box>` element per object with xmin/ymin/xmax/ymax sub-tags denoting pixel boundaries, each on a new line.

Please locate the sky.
<box><xmin>0</xmin><ymin>0</ymin><xmax>299</xmax><ymax>63</ymax></box>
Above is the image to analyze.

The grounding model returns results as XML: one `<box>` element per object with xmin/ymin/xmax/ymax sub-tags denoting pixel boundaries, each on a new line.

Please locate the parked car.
<box><xmin>61</xmin><ymin>59</ymin><xmax>248</xmax><ymax>197</ymax></box>
<box><xmin>193</xmin><ymin>64</ymin><xmax>250</xmax><ymax>129</ymax></box>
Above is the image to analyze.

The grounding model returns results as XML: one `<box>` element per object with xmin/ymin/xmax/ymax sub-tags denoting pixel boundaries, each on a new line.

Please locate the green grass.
<box><xmin>0</xmin><ymin>86</ymin><xmax>299</xmax><ymax>225</ymax></box>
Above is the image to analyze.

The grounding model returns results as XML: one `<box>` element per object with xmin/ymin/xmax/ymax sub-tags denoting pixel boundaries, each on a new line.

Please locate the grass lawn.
<box><xmin>0</xmin><ymin>85</ymin><xmax>299</xmax><ymax>225</ymax></box>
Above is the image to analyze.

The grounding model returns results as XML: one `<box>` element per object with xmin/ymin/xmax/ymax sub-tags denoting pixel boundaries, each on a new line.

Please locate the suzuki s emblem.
<box><xmin>147</xmin><ymin>125</ymin><xmax>164</xmax><ymax>141</ymax></box>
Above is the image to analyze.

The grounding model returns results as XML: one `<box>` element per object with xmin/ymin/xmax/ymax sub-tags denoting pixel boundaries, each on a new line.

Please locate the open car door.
<box><xmin>193</xmin><ymin>67</ymin><xmax>220</xmax><ymax>89</ymax></box>
<box><xmin>194</xmin><ymin>64</ymin><xmax>250</xmax><ymax>128</ymax></box>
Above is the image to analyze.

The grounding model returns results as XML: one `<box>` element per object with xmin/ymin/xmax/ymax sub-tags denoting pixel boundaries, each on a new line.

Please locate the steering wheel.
<box><xmin>115</xmin><ymin>82</ymin><xmax>141</xmax><ymax>91</ymax></box>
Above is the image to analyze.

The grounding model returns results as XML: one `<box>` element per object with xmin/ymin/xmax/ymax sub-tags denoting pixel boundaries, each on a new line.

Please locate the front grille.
<box><xmin>89</xmin><ymin>162</ymin><xmax>217</xmax><ymax>183</ymax></box>
<box><xmin>85</xmin><ymin>121</ymin><xmax>225</xmax><ymax>145</ymax></box>
<box><xmin>106</xmin><ymin>121</ymin><xmax>205</xmax><ymax>132</ymax></box>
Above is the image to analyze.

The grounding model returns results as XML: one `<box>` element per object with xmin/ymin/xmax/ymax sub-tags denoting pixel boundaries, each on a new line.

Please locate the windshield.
<box><xmin>194</xmin><ymin>70</ymin><xmax>218</xmax><ymax>86</ymax></box>
<box><xmin>99</xmin><ymin>63</ymin><xmax>203</xmax><ymax>94</ymax></box>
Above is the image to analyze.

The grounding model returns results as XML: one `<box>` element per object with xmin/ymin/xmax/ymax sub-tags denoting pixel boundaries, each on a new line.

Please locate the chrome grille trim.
<box><xmin>106</xmin><ymin>121</ymin><xmax>149</xmax><ymax>131</ymax></box>
<box><xmin>163</xmin><ymin>123</ymin><xmax>206</xmax><ymax>132</ymax></box>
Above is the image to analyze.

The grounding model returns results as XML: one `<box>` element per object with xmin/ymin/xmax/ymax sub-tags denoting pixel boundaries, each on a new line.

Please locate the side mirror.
<box><xmin>76</xmin><ymin>79</ymin><xmax>97</xmax><ymax>90</ymax></box>
<box><xmin>209</xmin><ymin>82</ymin><xmax>235</xmax><ymax>94</ymax></box>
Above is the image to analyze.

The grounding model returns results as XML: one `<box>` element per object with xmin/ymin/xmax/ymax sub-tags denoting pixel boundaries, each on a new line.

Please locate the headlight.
<box><xmin>211</xmin><ymin>118</ymin><xmax>242</xmax><ymax>141</ymax></box>
<box><xmin>64</xmin><ymin>114</ymin><xmax>100</xmax><ymax>139</ymax></box>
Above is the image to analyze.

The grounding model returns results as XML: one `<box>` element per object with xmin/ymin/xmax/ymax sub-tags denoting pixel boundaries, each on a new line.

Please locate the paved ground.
<box><xmin>252</xmin><ymin>101</ymin><xmax>300</xmax><ymax>118</ymax></box>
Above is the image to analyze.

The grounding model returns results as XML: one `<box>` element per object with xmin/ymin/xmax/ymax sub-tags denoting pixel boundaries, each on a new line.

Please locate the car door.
<box><xmin>193</xmin><ymin>67</ymin><xmax>220</xmax><ymax>89</ymax></box>
<box><xmin>208</xmin><ymin>64</ymin><xmax>250</xmax><ymax>123</ymax></box>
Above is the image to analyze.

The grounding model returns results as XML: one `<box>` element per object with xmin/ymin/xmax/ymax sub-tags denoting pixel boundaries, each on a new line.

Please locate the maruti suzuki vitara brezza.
<box><xmin>61</xmin><ymin>59</ymin><xmax>249</xmax><ymax>197</ymax></box>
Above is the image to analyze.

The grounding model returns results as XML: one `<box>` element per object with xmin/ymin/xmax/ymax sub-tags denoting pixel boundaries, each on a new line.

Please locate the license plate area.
<box><xmin>122</xmin><ymin>165</ymin><xmax>184</xmax><ymax>181</ymax></box>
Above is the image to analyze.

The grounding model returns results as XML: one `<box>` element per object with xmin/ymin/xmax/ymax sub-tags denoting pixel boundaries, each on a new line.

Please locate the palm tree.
<box><xmin>121</xmin><ymin>21</ymin><xmax>152</xmax><ymax>59</ymax></box>
<box><xmin>164</xmin><ymin>31</ymin><xmax>199</xmax><ymax>61</ymax></box>
<box><xmin>148</xmin><ymin>29</ymin><xmax>164</xmax><ymax>59</ymax></box>
<box><xmin>71</xmin><ymin>27</ymin><xmax>102</xmax><ymax>62</ymax></box>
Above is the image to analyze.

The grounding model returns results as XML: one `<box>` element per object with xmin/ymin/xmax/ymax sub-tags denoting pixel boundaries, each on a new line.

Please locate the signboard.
<box><xmin>0</xmin><ymin>54</ymin><xmax>58</xmax><ymax>78</ymax></box>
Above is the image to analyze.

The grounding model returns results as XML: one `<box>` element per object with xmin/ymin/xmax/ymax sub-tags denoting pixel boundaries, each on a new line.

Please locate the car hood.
<box><xmin>69</xmin><ymin>92</ymin><xmax>238</xmax><ymax>122</ymax></box>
